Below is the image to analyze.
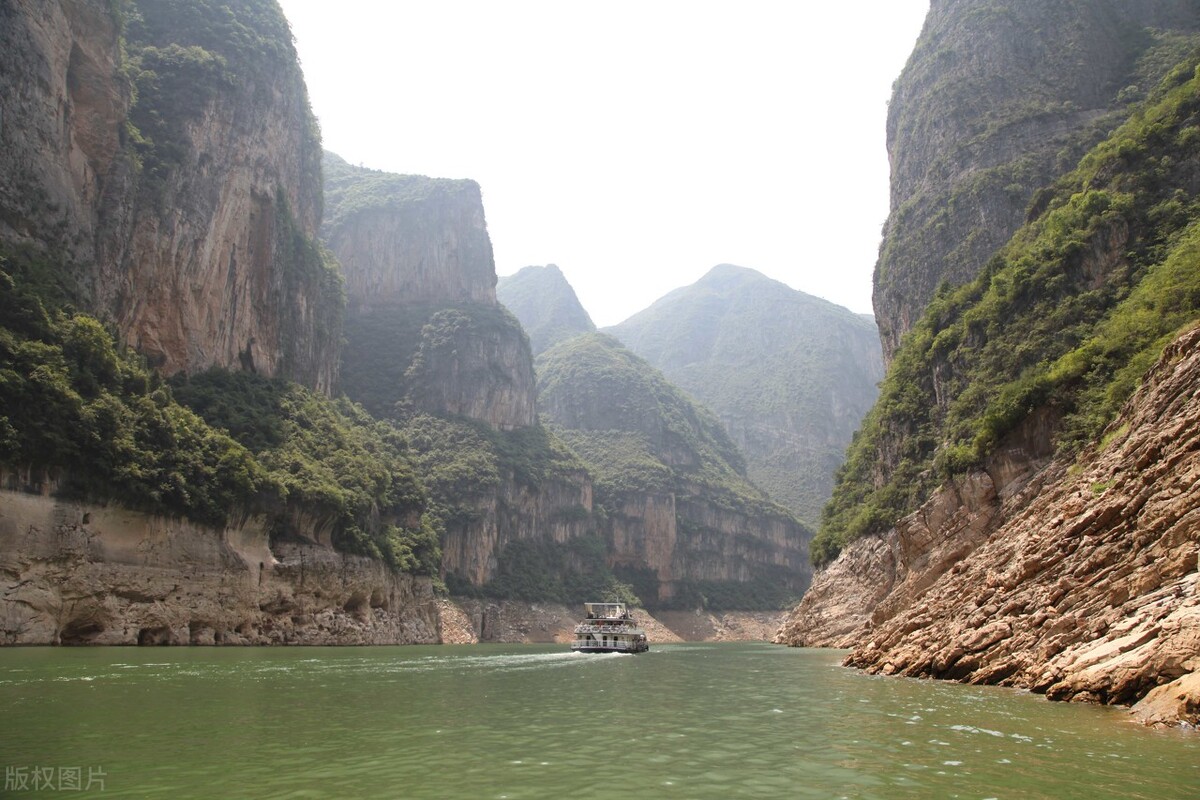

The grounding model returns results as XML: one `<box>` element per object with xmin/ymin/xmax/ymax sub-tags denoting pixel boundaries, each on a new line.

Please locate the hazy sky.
<box><xmin>278</xmin><ymin>1</ymin><xmax>930</xmax><ymax>326</ymax></box>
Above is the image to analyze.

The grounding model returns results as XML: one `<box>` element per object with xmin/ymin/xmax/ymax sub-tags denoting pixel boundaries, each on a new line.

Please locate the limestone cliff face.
<box><xmin>438</xmin><ymin>466</ymin><xmax>593</xmax><ymax>586</ymax></box>
<box><xmin>323</xmin><ymin>152</ymin><xmax>496</xmax><ymax>310</ymax></box>
<box><xmin>323</xmin><ymin>153</ymin><xmax>590</xmax><ymax>591</ymax></box>
<box><xmin>0</xmin><ymin>0</ymin><xmax>342</xmax><ymax>392</ymax></box>
<box><xmin>778</xmin><ymin>325</ymin><xmax>1200</xmax><ymax>725</ymax></box>
<box><xmin>323</xmin><ymin>153</ymin><xmax>535</xmax><ymax>429</ymax></box>
<box><xmin>0</xmin><ymin>0</ymin><xmax>126</xmax><ymax>268</ymax></box>
<box><xmin>538</xmin><ymin>333</ymin><xmax>810</xmax><ymax>608</ymax></box>
<box><xmin>875</xmin><ymin>0</ymin><xmax>1200</xmax><ymax>359</ymax></box>
<box><xmin>0</xmin><ymin>489</ymin><xmax>440</xmax><ymax>645</ymax></box>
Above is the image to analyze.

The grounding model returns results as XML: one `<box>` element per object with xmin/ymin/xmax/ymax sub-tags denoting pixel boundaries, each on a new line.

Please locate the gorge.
<box><xmin>0</xmin><ymin>0</ymin><xmax>1197</xmax><ymax>735</ymax></box>
<box><xmin>0</xmin><ymin>0</ymin><xmax>815</xmax><ymax>646</ymax></box>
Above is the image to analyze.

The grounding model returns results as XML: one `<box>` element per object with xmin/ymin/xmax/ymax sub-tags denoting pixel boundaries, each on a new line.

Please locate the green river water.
<box><xmin>0</xmin><ymin>643</ymin><xmax>1196</xmax><ymax>799</ymax></box>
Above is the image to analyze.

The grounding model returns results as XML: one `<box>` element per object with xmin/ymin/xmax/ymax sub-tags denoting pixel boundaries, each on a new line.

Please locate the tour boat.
<box><xmin>571</xmin><ymin>602</ymin><xmax>650</xmax><ymax>653</ymax></box>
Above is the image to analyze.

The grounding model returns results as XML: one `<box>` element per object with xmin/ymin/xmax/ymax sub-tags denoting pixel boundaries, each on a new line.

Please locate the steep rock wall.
<box><xmin>0</xmin><ymin>0</ymin><xmax>126</xmax><ymax>267</ymax></box>
<box><xmin>99</xmin><ymin>0</ymin><xmax>341</xmax><ymax>390</ymax></box>
<box><xmin>323</xmin><ymin>153</ymin><xmax>496</xmax><ymax>310</ymax></box>
<box><xmin>0</xmin><ymin>489</ymin><xmax>440</xmax><ymax>645</ymax></box>
<box><xmin>875</xmin><ymin>0</ymin><xmax>1200</xmax><ymax>359</ymax></box>
<box><xmin>439</xmin><ymin>468</ymin><xmax>593</xmax><ymax>586</ymax></box>
<box><xmin>0</xmin><ymin>0</ymin><xmax>342</xmax><ymax>391</ymax></box>
<box><xmin>323</xmin><ymin>155</ymin><xmax>584</xmax><ymax>591</ymax></box>
<box><xmin>538</xmin><ymin>334</ymin><xmax>811</xmax><ymax>608</ymax></box>
<box><xmin>324</xmin><ymin>155</ymin><xmax>535</xmax><ymax>429</ymax></box>
<box><xmin>779</xmin><ymin>325</ymin><xmax>1200</xmax><ymax>725</ymax></box>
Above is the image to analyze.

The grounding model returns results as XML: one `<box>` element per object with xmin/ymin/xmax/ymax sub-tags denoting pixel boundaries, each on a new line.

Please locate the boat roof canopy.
<box><xmin>584</xmin><ymin>603</ymin><xmax>628</xmax><ymax>618</ymax></box>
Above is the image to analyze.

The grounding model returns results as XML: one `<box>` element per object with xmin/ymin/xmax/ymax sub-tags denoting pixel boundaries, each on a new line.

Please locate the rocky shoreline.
<box><xmin>776</xmin><ymin>326</ymin><xmax>1200</xmax><ymax>729</ymax></box>
<box><xmin>0</xmin><ymin>488</ymin><xmax>781</xmax><ymax>646</ymax></box>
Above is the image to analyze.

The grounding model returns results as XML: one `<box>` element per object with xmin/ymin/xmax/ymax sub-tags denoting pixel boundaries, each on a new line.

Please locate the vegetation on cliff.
<box><xmin>321</xmin><ymin>152</ymin><xmax>479</xmax><ymax>232</ymax></box>
<box><xmin>497</xmin><ymin>265</ymin><xmax>596</xmax><ymax>356</ymax></box>
<box><xmin>537</xmin><ymin>333</ymin><xmax>809</xmax><ymax>610</ymax></box>
<box><xmin>122</xmin><ymin>0</ymin><xmax>324</xmax><ymax>202</ymax></box>
<box><xmin>0</xmin><ymin>249</ymin><xmax>436</xmax><ymax>576</ymax></box>
<box><xmin>172</xmin><ymin>370</ymin><xmax>440</xmax><ymax>575</ymax></box>
<box><xmin>0</xmin><ymin>259</ymin><xmax>262</xmax><ymax>527</ymax></box>
<box><xmin>537</xmin><ymin>333</ymin><xmax>756</xmax><ymax>496</ymax></box>
<box><xmin>874</xmin><ymin>0</ymin><xmax>1200</xmax><ymax>356</ymax></box>
<box><xmin>606</xmin><ymin>265</ymin><xmax>883</xmax><ymax>525</ymax></box>
<box><xmin>815</xmin><ymin>55</ymin><xmax>1200</xmax><ymax>565</ymax></box>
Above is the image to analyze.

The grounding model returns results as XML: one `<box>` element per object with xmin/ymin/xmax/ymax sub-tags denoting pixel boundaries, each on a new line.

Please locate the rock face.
<box><xmin>537</xmin><ymin>333</ymin><xmax>810</xmax><ymax>608</ymax></box>
<box><xmin>0</xmin><ymin>0</ymin><xmax>342</xmax><ymax>392</ymax></box>
<box><xmin>779</xmin><ymin>325</ymin><xmax>1200</xmax><ymax>724</ymax></box>
<box><xmin>0</xmin><ymin>489</ymin><xmax>440</xmax><ymax>645</ymax></box>
<box><xmin>437</xmin><ymin>463</ymin><xmax>593</xmax><ymax>586</ymax></box>
<box><xmin>607</xmin><ymin>265</ymin><xmax>883</xmax><ymax>526</ymax></box>
<box><xmin>322</xmin><ymin>153</ymin><xmax>592</xmax><ymax>591</ymax></box>
<box><xmin>497</xmin><ymin>264</ymin><xmax>596</xmax><ymax>356</ymax></box>
<box><xmin>0</xmin><ymin>0</ymin><xmax>126</xmax><ymax>268</ymax></box>
<box><xmin>323</xmin><ymin>153</ymin><xmax>535</xmax><ymax>429</ymax></box>
<box><xmin>323</xmin><ymin>152</ymin><xmax>496</xmax><ymax>310</ymax></box>
<box><xmin>874</xmin><ymin>0</ymin><xmax>1200</xmax><ymax>359</ymax></box>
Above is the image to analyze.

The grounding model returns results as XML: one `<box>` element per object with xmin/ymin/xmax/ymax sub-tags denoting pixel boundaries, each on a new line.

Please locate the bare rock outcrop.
<box><xmin>0</xmin><ymin>489</ymin><xmax>439</xmax><ymax>645</ymax></box>
<box><xmin>0</xmin><ymin>0</ymin><xmax>343</xmax><ymax>392</ymax></box>
<box><xmin>780</xmin><ymin>325</ymin><xmax>1200</xmax><ymax>725</ymax></box>
<box><xmin>323</xmin><ymin>152</ymin><xmax>496</xmax><ymax>311</ymax></box>
<box><xmin>323</xmin><ymin>153</ymin><xmax>536</xmax><ymax>429</ymax></box>
<box><xmin>0</xmin><ymin>0</ymin><xmax>126</xmax><ymax>267</ymax></box>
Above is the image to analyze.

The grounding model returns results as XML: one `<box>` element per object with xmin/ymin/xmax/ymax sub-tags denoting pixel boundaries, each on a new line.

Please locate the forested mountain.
<box><xmin>537</xmin><ymin>333</ymin><xmax>810</xmax><ymax>609</ymax></box>
<box><xmin>781</xmin><ymin>0</ymin><xmax>1200</xmax><ymax>727</ymax></box>
<box><xmin>497</xmin><ymin>265</ymin><xmax>595</xmax><ymax>356</ymax></box>
<box><xmin>606</xmin><ymin>265</ymin><xmax>883</xmax><ymax>526</ymax></box>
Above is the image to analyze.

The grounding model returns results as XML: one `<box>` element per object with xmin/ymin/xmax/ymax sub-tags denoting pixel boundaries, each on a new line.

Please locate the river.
<box><xmin>1</xmin><ymin>643</ymin><xmax>1196</xmax><ymax>798</ymax></box>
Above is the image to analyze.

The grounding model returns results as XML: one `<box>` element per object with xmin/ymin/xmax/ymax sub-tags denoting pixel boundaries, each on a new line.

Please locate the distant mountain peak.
<box><xmin>605</xmin><ymin>269</ymin><xmax>884</xmax><ymax>525</ymax></box>
<box><xmin>497</xmin><ymin>264</ymin><xmax>596</xmax><ymax>356</ymax></box>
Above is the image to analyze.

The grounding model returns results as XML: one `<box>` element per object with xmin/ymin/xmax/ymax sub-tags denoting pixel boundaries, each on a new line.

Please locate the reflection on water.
<box><xmin>1</xmin><ymin>643</ymin><xmax>1197</xmax><ymax>798</ymax></box>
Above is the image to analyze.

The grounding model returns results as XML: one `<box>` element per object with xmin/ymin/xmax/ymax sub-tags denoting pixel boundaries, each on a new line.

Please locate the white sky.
<box><xmin>278</xmin><ymin>1</ymin><xmax>930</xmax><ymax>327</ymax></box>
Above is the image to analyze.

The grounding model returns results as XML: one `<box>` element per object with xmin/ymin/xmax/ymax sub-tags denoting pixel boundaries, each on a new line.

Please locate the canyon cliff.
<box><xmin>607</xmin><ymin>265</ymin><xmax>883</xmax><ymax>527</ymax></box>
<box><xmin>0</xmin><ymin>0</ymin><xmax>342</xmax><ymax>391</ymax></box>
<box><xmin>323</xmin><ymin>151</ymin><xmax>532</xmax><ymax>430</ymax></box>
<box><xmin>0</xmin><ymin>0</ymin><xmax>427</xmax><ymax>645</ymax></box>
<box><xmin>320</xmin><ymin>152</ymin><xmax>596</xmax><ymax>592</ymax></box>
<box><xmin>786</xmin><ymin>3</ymin><xmax>1200</xmax><ymax>726</ymax></box>
<box><xmin>874</xmin><ymin>0</ymin><xmax>1200</xmax><ymax>360</ymax></box>
<box><xmin>537</xmin><ymin>333</ymin><xmax>810</xmax><ymax>609</ymax></box>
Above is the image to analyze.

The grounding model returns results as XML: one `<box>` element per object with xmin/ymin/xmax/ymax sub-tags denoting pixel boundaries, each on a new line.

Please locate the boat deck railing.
<box><xmin>573</xmin><ymin>624</ymin><xmax>642</xmax><ymax>635</ymax></box>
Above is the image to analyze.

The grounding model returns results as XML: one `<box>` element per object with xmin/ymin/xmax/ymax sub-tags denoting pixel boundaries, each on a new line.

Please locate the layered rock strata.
<box><xmin>778</xmin><ymin>325</ymin><xmax>1200</xmax><ymax>726</ymax></box>
<box><xmin>538</xmin><ymin>333</ymin><xmax>810</xmax><ymax>607</ymax></box>
<box><xmin>323</xmin><ymin>153</ymin><xmax>588</xmax><ymax>591</ymax></box>
<box><xmin>0</xmin><ymin>489</ymin><xmax>440</xmax><ymax>645</ymax></box>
